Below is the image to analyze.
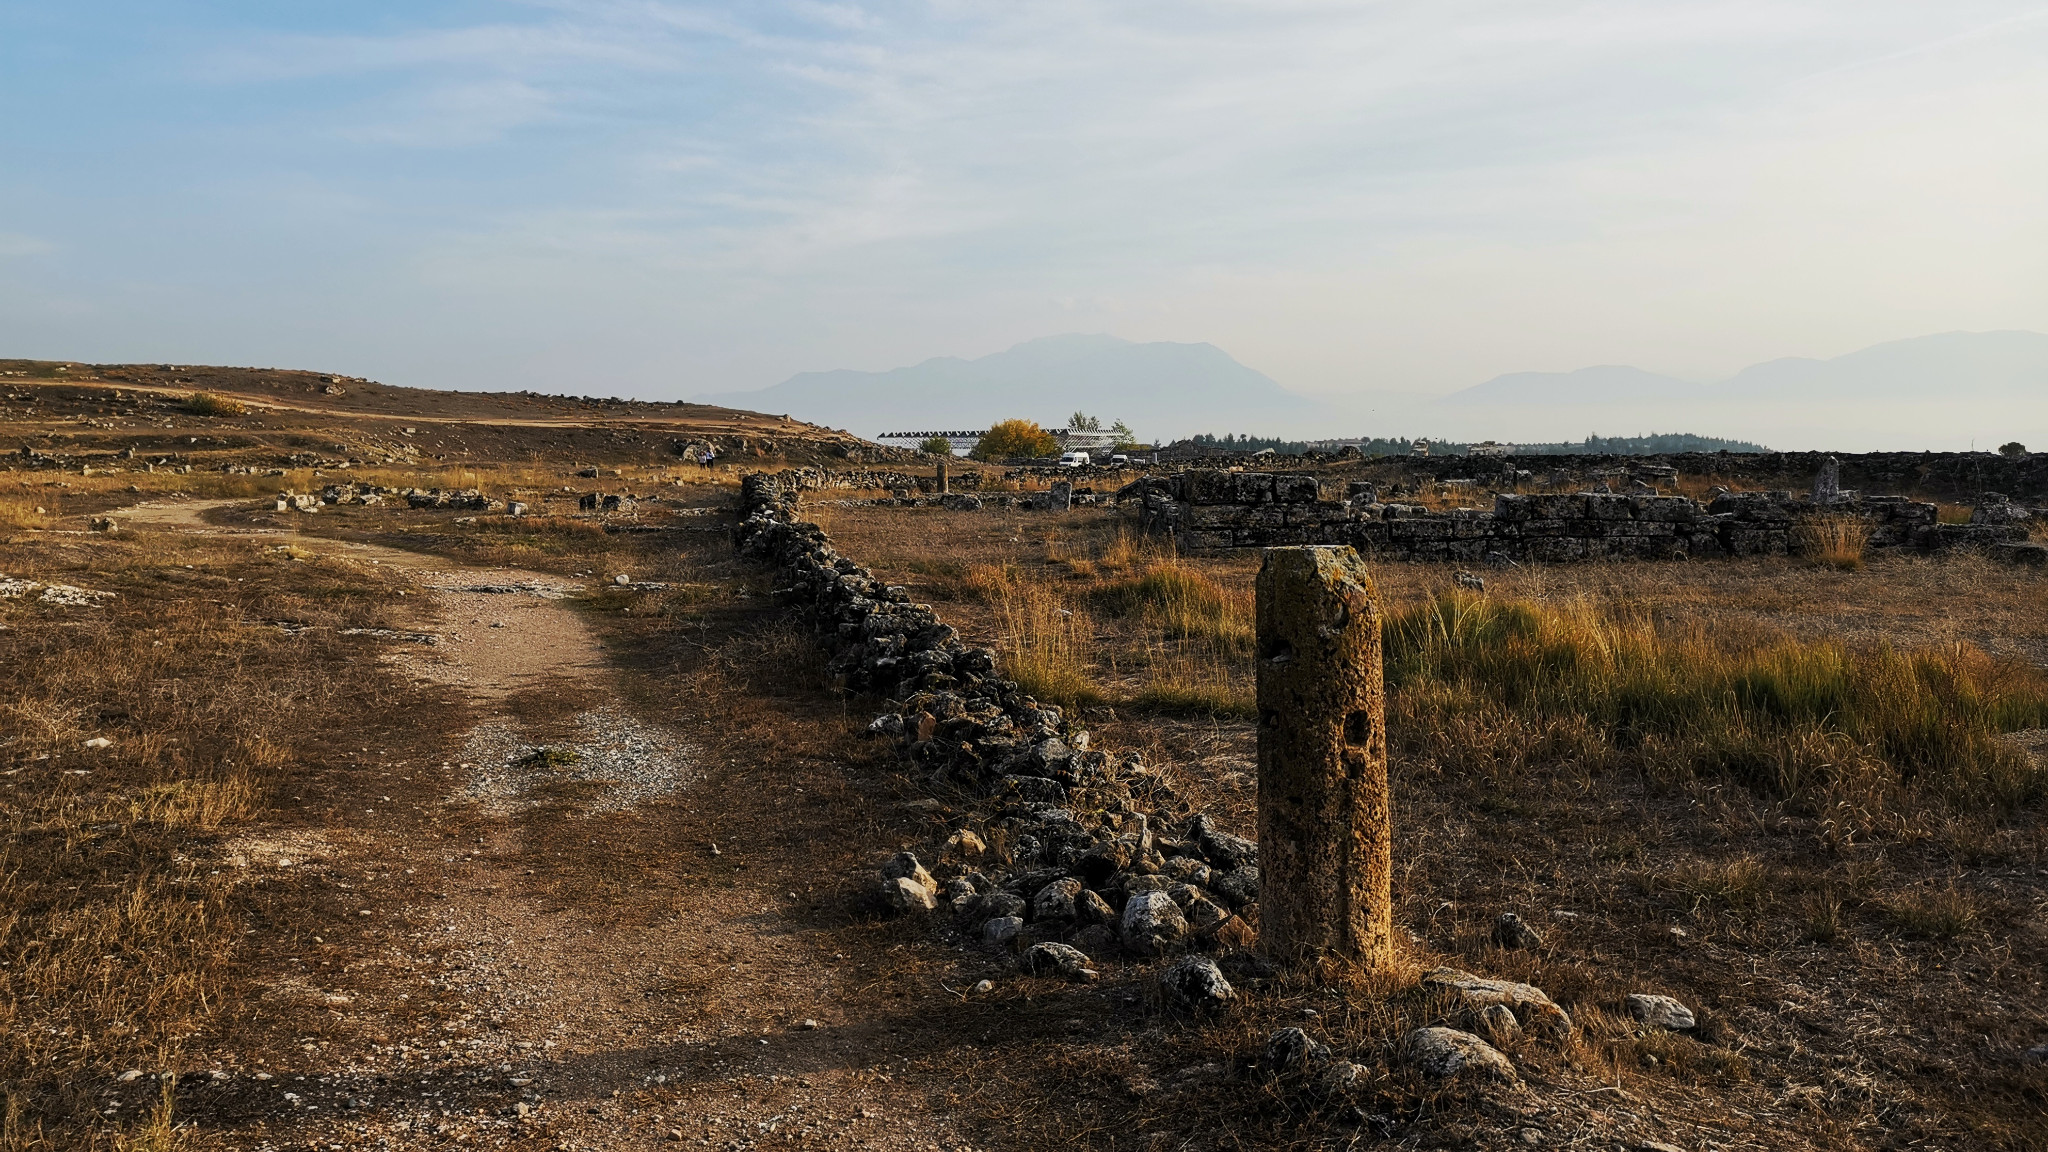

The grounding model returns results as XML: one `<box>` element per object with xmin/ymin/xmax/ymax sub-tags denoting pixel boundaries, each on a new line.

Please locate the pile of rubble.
<box><xmin>734</xmin><ymin>471</ymin><xmax>1260</xmax><ymax>964</ymax></box>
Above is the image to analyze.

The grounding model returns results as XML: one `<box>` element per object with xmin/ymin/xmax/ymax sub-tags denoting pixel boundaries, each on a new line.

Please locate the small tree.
<box><xmin>1067</xmin><ymin>412</ymin><xmax>1101</xmax><ymax>431</ymax></box>
<box><xmin>973</xmin><ymin>419</ymin><xmax>1059</xmax><ymax>461</ymax></box>
<box><xmin>1999</xmin><ymin>441</ymin><xmax>2028</xmax><ymax>457</ymax></box>
<box><xmin>1110</xmin><ymin>419</ymin><xmax>1138</xmax><ymax>448</ymax></box>
<box><xmin>919</xmin><ymin>435</ymin><xmax>955</xmax><ymax>456</ymax></box>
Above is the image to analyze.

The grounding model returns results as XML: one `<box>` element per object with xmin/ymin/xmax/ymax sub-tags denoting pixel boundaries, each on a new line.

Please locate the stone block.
<box><xmin>1583</xmin><ymin>494</ymin><xmax>1633</xmax><ymax>521</ymax></box>
<box><xmin>1390</xmin><ymin>518</ymin><xmax>1452</xmax><ymax>540</ymax></box>
<box><xmin>1181</xmin><ymin>470</ymin><xmax>1236</xmax><ymax>506</ymax></box>
<box><xmin>1185</xmin><ymin>505</ymin><xmax>1251</xmax><ymax>530</ymax></box>
<box><xmin>1273</xmin><ymin>474</ymin><xmax>1321</xmax><ymax>504</ymax></box>
<box><xmin>1234</xmin><ymin>472</ymin><xmax>1277</xmax><ymax>504</ymax></box>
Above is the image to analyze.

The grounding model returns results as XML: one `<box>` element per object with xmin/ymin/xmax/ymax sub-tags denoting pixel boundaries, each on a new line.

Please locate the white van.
<box><xmin>1058</xmin><ymin>451</ymin><xmax>1091</xmax><ymax>467</ymax></box>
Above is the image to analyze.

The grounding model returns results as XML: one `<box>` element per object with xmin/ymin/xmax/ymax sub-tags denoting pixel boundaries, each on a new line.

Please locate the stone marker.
<box><xmin>936</xmin><ymin>459</ymin><xmax>948</xmax><ymax>495</ymax></box>
<box><xmin>1255</xmin><ymin>546</ymin><xmax>1392</xmax><ymax>977</ymax></box>
<box><xmin>1813</xmin><ymin>455</ymin><xmax>1841</xmax><ymax>503</ymax></box>
<box><xmin>1047</xmin><ymin>480</ymin><xmax>1072</xmax><ymax>511</ymax></box>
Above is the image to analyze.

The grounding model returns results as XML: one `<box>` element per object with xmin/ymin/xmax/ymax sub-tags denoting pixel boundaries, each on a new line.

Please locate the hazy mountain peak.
<box><xmin>697</xmin><ymin>333</ymin><xmax>1314</xmax><ymax>440</ymax></box>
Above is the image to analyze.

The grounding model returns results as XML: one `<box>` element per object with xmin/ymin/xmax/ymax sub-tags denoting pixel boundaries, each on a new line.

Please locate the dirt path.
<box><xmin>114</xmin><ymin>500</ymin><xmax>997</xmax><ymax>1152</ymax></box>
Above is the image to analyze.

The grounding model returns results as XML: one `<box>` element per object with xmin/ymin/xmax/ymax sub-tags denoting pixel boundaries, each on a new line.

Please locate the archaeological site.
<box><xmin>2</xmin><ymin>362</ymin><xmax>2047</xmax><ymax>1152</ymax></box>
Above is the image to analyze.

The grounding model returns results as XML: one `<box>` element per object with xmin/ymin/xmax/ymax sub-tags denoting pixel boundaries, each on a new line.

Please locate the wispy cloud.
<box><xmin>2</xmin><ymin>0</ymin><xmax>2043</xmax><ymax>423</ymax></box>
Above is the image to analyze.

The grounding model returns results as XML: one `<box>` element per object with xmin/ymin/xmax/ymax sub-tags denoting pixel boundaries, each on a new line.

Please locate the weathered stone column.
<box><xmin>936</xmin><ymin>459</ymin><xmax>949</xmax><ymax>495</ymax></box>
<box><xmin>1255</xmin><ymin>545</ymin><xmax>1392</xmax><ymax>977</ymax></box>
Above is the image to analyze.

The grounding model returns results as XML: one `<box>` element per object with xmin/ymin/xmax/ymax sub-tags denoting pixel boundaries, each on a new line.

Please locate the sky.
<box><xmin>3</xmin><ymin>1</ymin><xmax>2045</xmax><ymax>416</ymax></box>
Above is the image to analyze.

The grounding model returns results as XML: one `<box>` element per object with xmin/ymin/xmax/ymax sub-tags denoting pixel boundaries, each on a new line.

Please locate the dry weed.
<box><xmin>1794</xmin><ymin>514</ymin><xmax>1870</xmax><ymax>570</ymax></box>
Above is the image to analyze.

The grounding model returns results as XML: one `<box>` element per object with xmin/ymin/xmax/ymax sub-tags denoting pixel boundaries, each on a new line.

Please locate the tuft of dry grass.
<box><xmin>181</xmin><ymin>391</ymin><xmax>246</xmax><ymax>417</ymax></box>
<box><xmin>979</xmin><ymin>565</ymin><xmax>1102</xmax><ymax>707</ymax></box>
<box><xmin>0</xmin><ymin>493</ymin><xmax>53</xmax><ymax>532</ymax></box>
<box><xmin>1882</xmin><ymin>883</ymin><xmax>1980</xmax><ymax>940</ymax></box>
<box><xmin>1794</xmin><ymin>515</ymin><xmax>1870</xmax><ymax>570</ymax></box>
<box><xmin>1095</xmin><ymin>559</ymin><xmax>1253</xmax><ymax>656</ymax></box>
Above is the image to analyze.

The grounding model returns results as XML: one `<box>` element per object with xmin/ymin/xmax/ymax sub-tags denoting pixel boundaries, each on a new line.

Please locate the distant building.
<box><xmin>1052</xmin><ymin>428</ymin><xmax>1126</xmax><ymax>453</ymax></box>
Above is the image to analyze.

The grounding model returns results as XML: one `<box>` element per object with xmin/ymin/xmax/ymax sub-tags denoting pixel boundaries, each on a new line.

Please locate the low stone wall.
<box><xmin>734</xmin><ymin>470</ymin><xmax>1261</xmax><ymax>961</ymax></box>
<box><xmin>1133</xmin><ymin>471</ymin><xmax>2029</xmax><ymax>561</ymax></box>
<box><xmin>765</xmin><ymin>466</ymin><xmax>984</xmax><ymax>493</ymax></box>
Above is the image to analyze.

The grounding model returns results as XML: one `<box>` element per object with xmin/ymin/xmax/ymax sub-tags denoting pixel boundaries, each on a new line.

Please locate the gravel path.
<box><xmin>107</xmin><ymin>499</ymin><xmax>990</xmax><ymax>1152</ymax></box>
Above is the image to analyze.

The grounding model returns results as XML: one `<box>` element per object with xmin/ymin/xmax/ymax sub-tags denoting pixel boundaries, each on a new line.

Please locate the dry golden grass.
<box><xmin>0</xmin><ymin>493</ymin><xmax>54</xmax><ymax>532</ymax></box>
<box><xmin>180</xmin><ymin>392</ymin><xmax>246</xmax><ymax>417</ymax></box>
<box><xmin>1794</xmin><ymin>514</ymin><xmax>1871</xmax><ymax>570</ymax></box>
<box><xmin>979</xmin><ymin>564</ymin><xmax>1103</xmax><ymax>707</ymax></box>
<box><xmin>1384</xmin><ymin>590</ymin><xmax>2048</xmax><ymax>808</ymax></box>
<box><xmin>0</xmin><ymin>532</ymin><xmax>435</xmax><ymax>1150</ymax></box>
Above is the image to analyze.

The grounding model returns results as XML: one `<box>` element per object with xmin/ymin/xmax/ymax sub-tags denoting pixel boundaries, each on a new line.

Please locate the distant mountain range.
<box><xmin>700</xmin><ymin>329</ymin><xmax>2048</xmax><ymax>451</ymax></box>
<box><xmin>1445</xmin><ymin>330</ymin><xmax>2048</xmax><ymax>405</ymax></box>
<box><xmin>695</xmin><ymin>333</ymin><xmax>1315</xmax><ymax>440</ymax></box>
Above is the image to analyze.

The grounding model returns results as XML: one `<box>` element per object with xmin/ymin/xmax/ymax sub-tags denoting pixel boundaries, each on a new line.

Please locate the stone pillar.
<box><xmin>1048</xmin><ymin>480</ymin><xmax>1072</xmax><ymax>510</ymax></box>
<box><xmin>1813</xmin><ymin>456</ymin><xmax>1840</xmax><ymax>504</ymax></box>
<box><xmin>1255</xmin><ymin>545</ymin><xmax>1392</xmax><ymax>978</ymax></box>
<box><xmin>936</xmin><ymin>459</ymin><xmax>949</xmax><ymax>495</ymax></box>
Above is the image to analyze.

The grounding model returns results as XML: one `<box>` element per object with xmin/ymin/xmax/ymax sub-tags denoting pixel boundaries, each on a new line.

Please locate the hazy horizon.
<box><xmin>3</xmin><ymin>3</ymin><xmax>2045</xmax><ymax>444</ymax></box>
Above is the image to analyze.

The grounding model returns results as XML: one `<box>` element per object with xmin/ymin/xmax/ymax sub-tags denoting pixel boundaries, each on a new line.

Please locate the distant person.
<box><xmin>699</xmin><ymin>448</ymin><xmax>716</xmax><ymax>470</ymax></box>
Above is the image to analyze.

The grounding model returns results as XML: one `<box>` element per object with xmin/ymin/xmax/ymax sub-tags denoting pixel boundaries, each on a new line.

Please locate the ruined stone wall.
<box><xmin>766</xmin><ymin>466</ymin><xmax>983</xmax><ymax>493</ymax></box>
<box><xmin>1178</xmin><ymin>449</ymin><xmax>2048</xmax><ymax>504</ymax></box>
<box><xmin>734</xmin><ymin>471</ymin><xmax>1261</xmax><ymax>959</ymax></box>
<box><xmin>1133</xmin><ymin>471</ymin><xmax>2029</xmax><ymax>561</ymax></box>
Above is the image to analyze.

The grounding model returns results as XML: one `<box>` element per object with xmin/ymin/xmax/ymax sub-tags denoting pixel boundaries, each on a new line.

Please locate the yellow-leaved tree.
<box><xmin>972</xmin><ymin>419</ymin><xmax>1058</xmax><ymax>461</ymax></box>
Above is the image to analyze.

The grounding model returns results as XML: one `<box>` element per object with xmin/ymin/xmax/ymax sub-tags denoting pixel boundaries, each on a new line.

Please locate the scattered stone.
<box><xmin>1625</xmin><ymin>993</ymin><xmax>1696</xmax><ymax>1031</ymax></box>
<box><xmin>1212</xmin><ymin>866</ymin><xmax>1259</xmax><ymax>907</ymax></box>
<box><xmin>971</xmin><ymin>979</ymin><xmax>994</xmax><ymax>994</ymax></box>
<box><xmin>1121</xmin><ymin>889</ymin><xmax>1188</xmax><ymax>955</ymax></box>
<box><xmin>983</xmin><ymin>916</ymin><xmax>1024</xmax><ymax>946</ymax></box>
<box><xmin>1033</xmin><ymin>877</ymin><xmax>1083</xmax><ymax>922</ymax></box>
<box><xmin>1019</xmin><ymin>942</ymin><xmax>1098</xmax><ymax>982</ymax></box>
<box><xmin>1403</xmin><ymin>1026</ymin><xmax>1517</xmax><ymax>1082</ymax></box>
<box><xmin>117</xmin><ymin>1070</ymin><xmax>144</xmax><ymax>1082</ymax></box>
<box><xmin>1422</xmin><ymin>967</ymin><xmax>1571</xmax><ymax>1037</ymax></box>
<box><xmin>1075</xmin><ymin>888</ymin><xmax>1115</xmax><ymax>924</ymax></box>
<box><xmin>943</xmin><ymin>828</ymin><xmax>987</xmax><ymax>860</ymax></box>
<box><xmin>613</xmin><ymin>573</ymin><xmax>631</xmax><ymax>585</ymax></box>
<box><xmin>82</xmin><ymin>737</ymin><xmax>112</xmax><ymax>750</ymax></box>
<box><xmin>1478</xmin><ymin>1003</ymin><xmax>1523</xmax><ymax>1044</ymax></box>
<box><xmin>1491</xmin><ymin>912</ymin><xmax>1544</xmax><ymax>950</ymax></box>
<box><xmin>1182</xmin><ymin>894</ymin><xmax>1232</xmax><ymax>934</ymax></box>
<box><xmin>880</xmin><ymin>851</ymin><xmax>934</xmax><ymax>890</ymax></box>
<box><xmin>1315</xmin><ymin>1060</ymin><xmax>1364</xmax><ymax>1099</ymax></box>
<box><xmin>1453</xmin><ymin>570</ymin><xmax>1485</xmax><ymax>592</ymax></box>
<box><xmin>879</xmin><ymin>876</ymin><xmax>936</xmax><ymax>913</ymax></box>
<box><xmin>1159</xmin><ymin>956</ymin><xmax>1235</xmax><ymax>1012</ymax></box>
<box><xmin>1210</xmin><ymin>915</ymin><xmax>1258</xmax><ymax>949</ymax></box>
<box><xmin>1073</xmin><ymin>923</ymin><xmax>1118</xmax><ymax>956</ymax></box>
<box><xmin>1260</xmin><ymin>1028</ymin><xmax>1330</xmax><ymax>1077</ymax></box>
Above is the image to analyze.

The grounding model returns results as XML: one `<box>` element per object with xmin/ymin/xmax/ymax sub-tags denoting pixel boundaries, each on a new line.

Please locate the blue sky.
<box><xmin>2</xmin><ymin>2</ymin><xmax>2044</xmax><ymax>406</ymax></box>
